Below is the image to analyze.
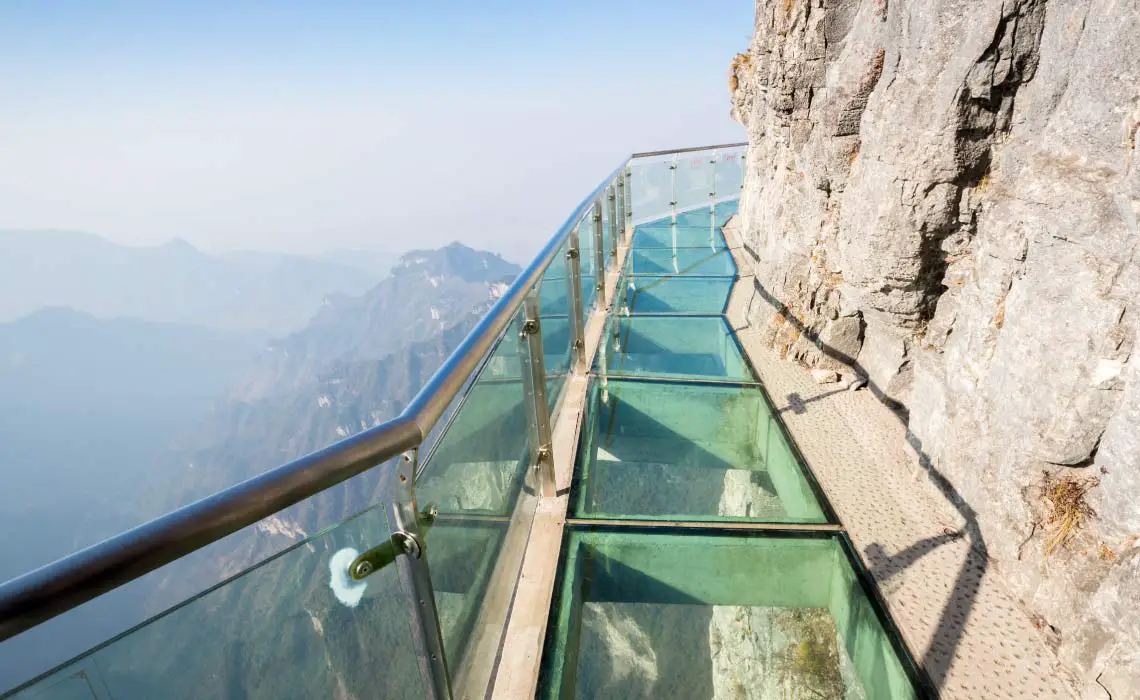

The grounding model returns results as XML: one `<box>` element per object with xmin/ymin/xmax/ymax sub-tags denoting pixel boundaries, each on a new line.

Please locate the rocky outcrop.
<box><xmin>731</xmin><ymin>0</ymin><xmax>1139</xmax><ymax>694</ymax></box>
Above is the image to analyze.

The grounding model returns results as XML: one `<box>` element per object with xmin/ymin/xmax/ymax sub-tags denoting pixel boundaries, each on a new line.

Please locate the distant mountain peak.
<box><xmin>393</xmin><ymin>242</ymin><xmax>518</xmax><ymax>284</ymax></box>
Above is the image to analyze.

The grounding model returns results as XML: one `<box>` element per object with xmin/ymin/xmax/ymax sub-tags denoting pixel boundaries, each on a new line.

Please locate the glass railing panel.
<box><xmin>577</xmin><ymin>214</ymin><xmax>597</xmax><ymax>316</ymax></box>
<box><xmin>11</xmin><ymin>506</ymin><xmax>425</xmax><ymax>700</ymax></box>
<box><xmin>616</xmin><ymin>276</ymin><xmax>734</xmax><ymax>315</ymax></box>
<box><xmin>674</xmin><ymin>153</ymin><xmax>714</xmax><ymax>212</ymax></box>
<box><xmin>626</xmin><ymin>248</ymin><xmax>737</xmax><ymax>277</ymax></box>
<box><xmin>712</xmin><ymin>198</ymin><xmax>739</xmax><ymax>228</ymax></box>
<box><xmin>715</xmin><ymin>150</ymin><xmax>745</xmax><ymax>201</ymax></box>
<box><xmin>595</xmin><ymin>315</ymin><xmax>753</xmax><ymax>382</ymax></box>
<box><xmin>630</xmin><ymin>158</ymin><xmax>672</xmax><ymax>224</ymax></box>
<box><xmin>413</xmin><ymin>306</ymin><xmax>540</xmax><ymax>698</ymax></box>
<box><xmin>572</xmin><ymin>378</ymin><xmax>828</xmax><ymax>523</ymax></box>
<box><xmin>540</xmin><ymin>241</ymin><xmax>573</xmax><ymax>413</ymax></box>
<box><xmin>540</xmin><ymin>528</ymin><xmax>920</xmax><ymax>700</ymax></box>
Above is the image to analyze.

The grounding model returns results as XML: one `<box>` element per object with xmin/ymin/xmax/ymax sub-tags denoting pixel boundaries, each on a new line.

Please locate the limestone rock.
<box><xmin>731</xmin><ymin>0</ymin><xmax>1140</xmax><ymax>692</ymax></box>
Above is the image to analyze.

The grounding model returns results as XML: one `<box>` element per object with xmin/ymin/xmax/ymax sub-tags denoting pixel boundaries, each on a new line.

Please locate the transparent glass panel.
<box><xmin>674</xmin><ymin>154</ymin><xmax>714</xmax><ymax>212</ymax></box>
<box><xmin>415</xmin><ymin>312</ymin><xmax>539</xmax><ymax>697</ymax></box>
<box><xmin>715</xmin><ymin>150</ymin><xmax>745</xmax><ymax>200</ymax></box>
<box><xmin>539</xmin><ymin>243</ymin><xmax>573</xmax><ymax>413</ymax></box>
<box><xmin>616</xmin><ymin>276</ymin><xmax>734</xmax><ymax>315</ymax></box>
<box><xmin>630</xmin><ymin>159</ymin><xmax>672</xmax><ymax>224</ymax></box>
<box><xmin>12</xmin><ymin>507</ymin><xmax>425</xmax><ymax>700</ymax></box>
<box><xmin>577</xmin><ymin>215</ymin><xmax>597</xmax><ymax>316</ymax></box>
<box><xmin>573</xmin><ymin>379</ymin><xmax>827</xmax><ymax>523</ymax></box>
<box><xmin>626</xmin><ymin>248</ymin><xmax>737</xmax><ymax>277</ymax></box>
<box><xmin>595</xmin><ymin>316</ymin><xmax>753</xmax><ymax>382</ymax></box>
<box><xmin>712</xmin><ymin>198</ymin><xmax>739</xmax><ymax>228</ymax></box>
<box><xmin>541</xmin><ymin>529</ymin><xmax>920</xmax><ymax>700</ymax></box>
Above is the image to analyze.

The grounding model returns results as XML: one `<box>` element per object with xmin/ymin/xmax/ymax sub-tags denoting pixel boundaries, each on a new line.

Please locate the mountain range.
<box><xmin>0</xmin><ymin>237</ymin><xmax>519</xmax><ymax>694</ymax></box>
<box><xmin>0</xmin><ymin>230</ymin><xmax>379</xmax><ymax>335</ymax></box>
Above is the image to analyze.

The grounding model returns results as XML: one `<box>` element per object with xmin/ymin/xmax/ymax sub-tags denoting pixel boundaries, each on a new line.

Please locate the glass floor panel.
<box><xmin>626</xmin><ymin>248</ymin><xmax>736</xmax><ymax>277</ymax></box>
<box><xmin>572</xmin><ymin>379</ymin><xmax>828</xmax><ymax>523</ymax></box>
<box><xmin>595</xmin><ymin>316</ymin><xmax>753</xmax><ymax>382</ymax></box>
<box><xmin>615</xmin><ymin>276</ymin><xmax>734</xmax><ymax>315</ymax></box>
<box><xmin>631</xmin><ymin>225</ymin><xmax>727</xmax><ymax>250</ymax></box>
<box><xmin>540</xmin><ymin>528</ymin><xmax>921</xmax><ymax>700</ymax></box>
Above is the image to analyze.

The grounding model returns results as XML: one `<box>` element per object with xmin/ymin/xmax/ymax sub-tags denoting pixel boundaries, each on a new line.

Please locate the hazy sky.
<box><xmin>0</xmin><ymin>1</ymin><xmax>752</xmax><ymax>262</ymax></box>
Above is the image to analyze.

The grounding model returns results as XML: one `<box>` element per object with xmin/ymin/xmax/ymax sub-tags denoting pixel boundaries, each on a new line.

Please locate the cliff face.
<box><xmin>731</xmin><ymin>0</ymin><xmax>1139</xmax><ymax>693</ymax></box>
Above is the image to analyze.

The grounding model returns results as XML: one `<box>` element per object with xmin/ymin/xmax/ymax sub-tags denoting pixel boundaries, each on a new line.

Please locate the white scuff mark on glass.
<box><xmin>329</xmin><ymin>548</ymin><xmax>367</xmax><ymax>607</ymax></box>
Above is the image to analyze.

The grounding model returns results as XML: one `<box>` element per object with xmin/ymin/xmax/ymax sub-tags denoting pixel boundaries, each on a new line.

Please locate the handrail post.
<box><xmin>669</xmin><ymin>155</ymin><xmax>678</xmax><ymax>224</ymax></box>
<box><xmin>709</xmin><ymin>151</ymin><xmax>718</xmax><ymax>213</ymax></box>
<box><xmin>624</xmin><ymin>165</ymin><xmax>633</xmax><ymax>235</ymax></box>
<box><xmin>518</xmin><ymin>291</ymin><xmax>556</xmax><ymax>498</ymax></box>
<box><xmin>389</xmin><ymin>449</ymin><xmax>453</xmax><ymax>700</ymax></box>
<box><xmin>616</xmin><ymin>177</ymin><xmax>626</xmax><ymax>242</ymax></box>
<box><xmin>592</xmin><ymin>202</ymin><xmax>606</xmax><ymax>306</ymax></box>
<box><xmin>565</xmin><ymin>226</ymin><xmax>586</xmax><ymax>370</ymax></box>
<box><xmin>710</xmin><ymin>151</ymin><xmax>718</xmax><ymax>247</ymax></box>
<box><xmin>607</xmin><ymin>184</ymin><xmax>618</xmax><ymax>263</ymax></box>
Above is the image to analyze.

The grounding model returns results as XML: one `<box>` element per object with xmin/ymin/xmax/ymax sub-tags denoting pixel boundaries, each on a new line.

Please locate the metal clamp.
<box><xmin>349</xmin><ymin>504</ymin><xmax>437</xmax><ymax>580</ymax></box>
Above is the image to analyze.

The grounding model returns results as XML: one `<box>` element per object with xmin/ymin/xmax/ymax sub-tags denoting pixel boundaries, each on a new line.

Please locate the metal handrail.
<box><xmin>0</xmin><ymin>159</ymin><xmax>630</xmax><ymax>642</ymax></box>
<box><xmin>630</xmin><ymin>141</ymin><xmax>747</xmax><ymax>158</ymax></box>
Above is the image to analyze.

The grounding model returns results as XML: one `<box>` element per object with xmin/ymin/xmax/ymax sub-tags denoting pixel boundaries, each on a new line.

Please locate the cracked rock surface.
<box><xmin>730</xmin><ymin>0</ymin><xmax>1139</xmax><ymax>695</ymax></box>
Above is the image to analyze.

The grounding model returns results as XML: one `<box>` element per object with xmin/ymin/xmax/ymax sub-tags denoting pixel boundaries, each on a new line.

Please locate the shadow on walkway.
<box><xmin>740</xmin><ymin>275</ymin><xmax>990</xmax><ymax>695</ymax></box>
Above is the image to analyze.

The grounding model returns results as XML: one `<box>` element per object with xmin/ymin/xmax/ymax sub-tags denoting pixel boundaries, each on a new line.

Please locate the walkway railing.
<box><xmin>0</xmin><ymin>143</ymin><xmax>746</xmax><ymax>700</ymax></box>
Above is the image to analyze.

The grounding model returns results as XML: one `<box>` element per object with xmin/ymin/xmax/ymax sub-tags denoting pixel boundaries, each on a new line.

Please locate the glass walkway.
<box><xmin>0</xmin><ymin>145</ymin><xmax>928</xmax><ymax>699</ymax></box>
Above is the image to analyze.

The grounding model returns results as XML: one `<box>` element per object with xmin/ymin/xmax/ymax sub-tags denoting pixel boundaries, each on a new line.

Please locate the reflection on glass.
<box><xmin>13</xmin><ymin>508</ymin><xmax>425</xmax><ymax>700</ymax></box>
<box><xmin>542</xmin><ymin>529</ymin><xmax>919</xmax><ymax>700</ymax></box>
<box><xmin>573</xmin><ymin>379</ymin><xmax>827</xmax><ymax>523</ymax></box>
<box><xmin>715</xmin><ymin>152</ymin><xmax>745</xmax><ymax>201</ymax></box>
<box><xmin>674</xmin><ymin>154</ymin><xmax>714</xmax><ymax>211</ymax></box>
<box><xmin>630</xmin><ymin>160</ymin><xmax>672</xmax><ymax>223</ymax></box>
<box><xmin>596</xmin><ymin>316</ymin><xmax>753</xmax><ymax>382</ymax></box>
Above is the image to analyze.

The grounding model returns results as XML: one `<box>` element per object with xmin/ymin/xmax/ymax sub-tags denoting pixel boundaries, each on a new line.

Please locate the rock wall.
<box><xmin>730</xmin><ymin>0</ymin><xmax>1140</xmax><ymax>694</ymax></box>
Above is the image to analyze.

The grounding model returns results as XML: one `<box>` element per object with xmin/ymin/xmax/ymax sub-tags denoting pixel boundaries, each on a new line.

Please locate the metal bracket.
<box><xmin>349</xmin><ymin>504</ymin><xmax>437</xmax><ymax>580</ymax></box>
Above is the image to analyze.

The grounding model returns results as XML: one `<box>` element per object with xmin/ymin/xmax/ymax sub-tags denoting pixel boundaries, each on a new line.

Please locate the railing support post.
<box><xmin>390</xmin><ymin>449</ymin><xmax>453</xmax><ymax>700</ymax></box>
<box><xmin>710</xmin><ymin>152</ymin><xmax>718</xmax><ymax>213</ymax></box>
<box><xmin>625</xmin><ymin>165</ymin><xmax>633</xmax><ymax>234</ymax></box>
<box><xmin>607</xmin><ymin>184</ymin><xmax>618</xmax><ymax>262</ymax></box>
<box><xmin>669</xmin><ymin>156</ymin><xmax>678</xmax><ymax>224</ymax></box>
<box><xmin>616</xmin><ymin>177</ymin><xmax>626</xmax><ymax>241</ymax></box>
<box><xmin>592</xmin><ymin>202</ymin><xmax>606</xmax><ymax>306</ymax></box>
<box><xmin>565</xmin><ymin>226</ymin><xmax>586</xmax><ymax>370</ymax></box>
<box><xmin>518</xmin><ymin>292</ymin><xmax>556</xmax><ymax>498</ymax></box>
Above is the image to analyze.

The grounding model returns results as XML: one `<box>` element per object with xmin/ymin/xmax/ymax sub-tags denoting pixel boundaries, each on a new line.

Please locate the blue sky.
<box><xmin>0</xmin><ymin>1</ymin><xmax>752</xmax><ymax>261</ymax></box>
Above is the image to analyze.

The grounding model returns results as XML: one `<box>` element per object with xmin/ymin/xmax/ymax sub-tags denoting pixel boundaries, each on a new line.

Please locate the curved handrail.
<box><xmin>0</xmin><ymin>158</ymin><xmax>630</xmax><ymax>642</ymax></box>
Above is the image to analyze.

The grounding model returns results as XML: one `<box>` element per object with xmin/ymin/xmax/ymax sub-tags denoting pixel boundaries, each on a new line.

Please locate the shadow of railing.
<box><xmin>737</xmin><ymin>274</ymin><xmax>989</xmax><ymax>695</ymax></box>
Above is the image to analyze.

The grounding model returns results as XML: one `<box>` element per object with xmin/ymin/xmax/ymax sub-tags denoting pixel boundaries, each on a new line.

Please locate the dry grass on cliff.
<box><xmin>1037</xmin><ymin>471</ymin><xmax>1099</xmax><ymax>557</ymax></box>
